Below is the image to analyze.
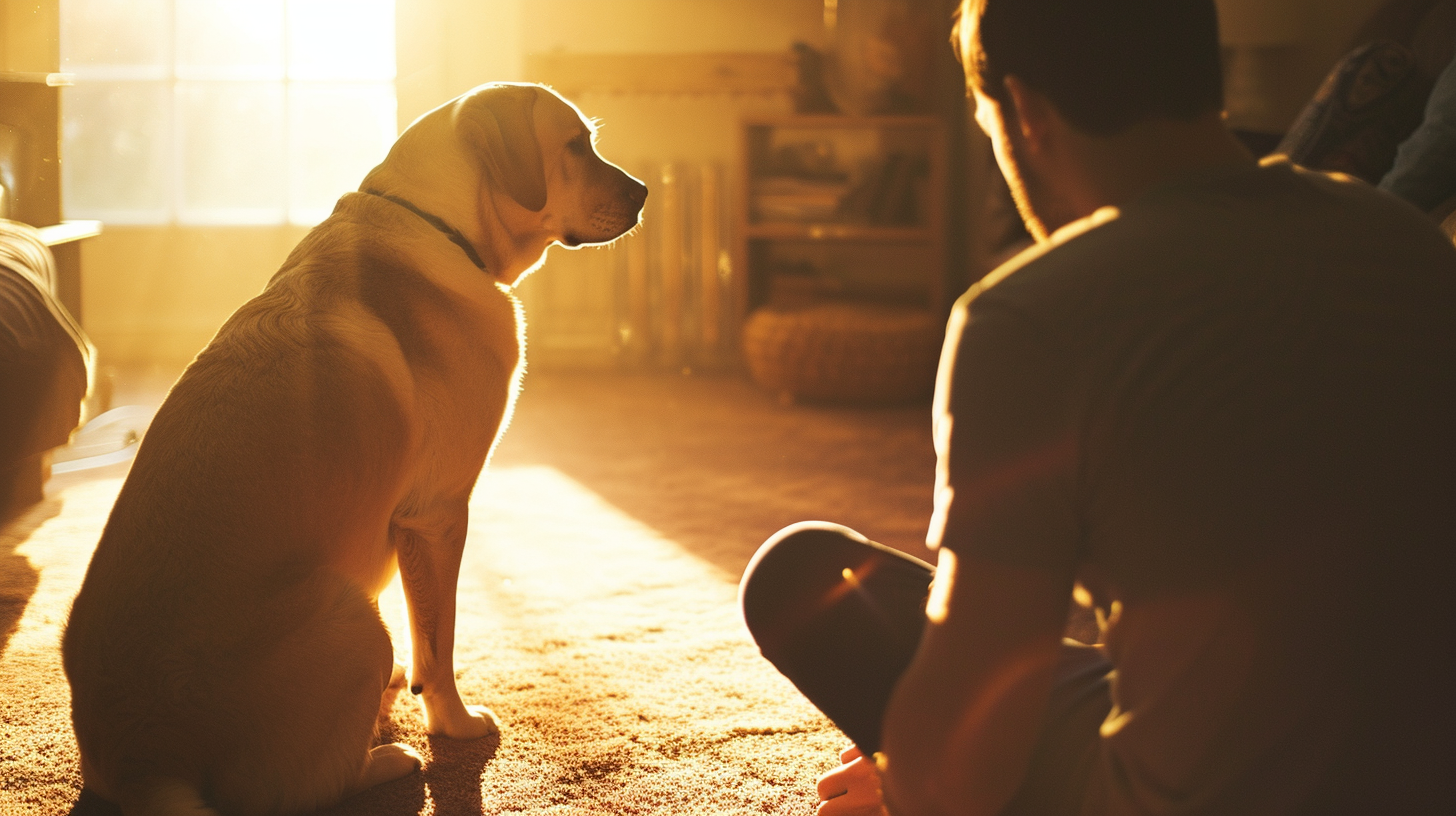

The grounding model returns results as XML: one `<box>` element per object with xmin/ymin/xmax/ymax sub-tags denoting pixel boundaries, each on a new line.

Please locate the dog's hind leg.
<box><xmin>207</xmin><ymin>580</ymin><xmax>412</xmax><ymax>815</ymax></box>
<box><xmin>344</xmin><ymin>743</ymin><xmax>424</xmax><ymax>799</ymax></box>
<box><xmin>114</xmin><ymin>778</ymin><xmax>220</xmax><ymax>816</ymax></box>
<box><xmin>377</xmin><ymin>662</ymin><xmax>408</xmax><ymax>730</ymax></box>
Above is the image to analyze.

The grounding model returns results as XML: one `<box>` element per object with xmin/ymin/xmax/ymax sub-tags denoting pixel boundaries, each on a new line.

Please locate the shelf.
<box><xmin>0</xmin><ymin>71</ymin><xmax>74</xmax><ymax>86</ymax></box>
<box><xmin>38</xmin><ymin>220</ymin><xmax>103</xmax><ymax>246</ymax></box>
<box><xmin>742</xmin><ymin>114</ymin><xmax>942</xmax><ymax>129</ymax></box>
<box><xmin>527</xmin><ymin>52</ymin><xmax>795</xmax><ymax>96</ymax></box>
<box><xmin>745</xmin><ymin>222</ymin><xmax>935</xmax><ymax>242</ymax></box>
<box><xmin>735</xmin><ymin>114</ymin><xmax>951</xmax><ymax>324</ymax></box>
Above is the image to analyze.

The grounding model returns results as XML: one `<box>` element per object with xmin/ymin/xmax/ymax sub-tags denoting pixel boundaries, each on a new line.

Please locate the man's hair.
<box><xmin>955</xmin><ymin>0</ymin><xmax>1224</xmax><ymax>135</ymax></box>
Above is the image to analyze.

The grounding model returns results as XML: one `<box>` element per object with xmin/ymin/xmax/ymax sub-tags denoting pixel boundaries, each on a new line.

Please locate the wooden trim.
<box><xmin>525</xmin><ymin>52</ymin><xmax>796</xmax><ymax>96</ymax></box>
<box><xmin>699</xmin><ymin>163</ymin><xmax>722</xmax><ymax>352</ymax></box>
<box><xmin>38</xmin><ymin>220</ymin><xmax>103</xmax><ymax>246</ymax></box>
<box><xmin>744</xmin><ymin>223</ymin><xmax>936</xmax><ymax>242</ymax></box>
<box><xmin>0</xmin><ymin>71</ymin><xmax>73</xmax><ymax>86</ymax></box>
<box><xmin>741</xmin><ymin>113</ymin><xmax>942</xmax><ymax>129</ymax></box>
<box><xmin>659</xmin><ymin>162</ymin><xmax>684</xmax><ymax>362</ymax></box>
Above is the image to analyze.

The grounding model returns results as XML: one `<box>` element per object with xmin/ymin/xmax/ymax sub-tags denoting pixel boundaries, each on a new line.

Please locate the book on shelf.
<box><xmin>751</xmin><ymin>176</ymin><xmax>853</xmax><ymax>222</ymax></box>
<box><xmin>837</xmin><ymin>152</ymin><xmax>927</xmax><ymax>226</ymax></box>
<box><xmin>750</xmin><ymin>152</ymin><xmax>928</xmax><ymax>226</ymax></box>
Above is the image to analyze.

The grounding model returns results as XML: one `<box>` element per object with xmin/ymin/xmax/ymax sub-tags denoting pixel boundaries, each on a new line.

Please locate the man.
<box><xmin>739</xmin><ymin>2</ymin><xmax>1456</xmax><ymax>814</ymax></box>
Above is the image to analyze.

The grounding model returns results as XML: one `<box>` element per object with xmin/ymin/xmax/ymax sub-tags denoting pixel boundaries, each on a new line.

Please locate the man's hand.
<box><xmin>816</xmin><ymin>745</ymin><xmax>890</xmax><ymax>816</ymax></box>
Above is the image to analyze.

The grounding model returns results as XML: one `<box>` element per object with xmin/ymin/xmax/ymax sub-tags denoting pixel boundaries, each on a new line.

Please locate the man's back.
<box><xmin>939</xmin><ymin>159</ymin><xmax>1456</xmax><ymax>813</ymax></box>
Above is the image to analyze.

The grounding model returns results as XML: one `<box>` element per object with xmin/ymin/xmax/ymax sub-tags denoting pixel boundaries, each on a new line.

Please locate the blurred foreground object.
<box><xmin>1380</xmin><ymin>48</ymin><xmax>1456</xmax><ymax>216</ymax></box>
<box><xmin>1</xmin><ymin>219</ymin><xmax>92</xmax><ymax>520</ymax></box>
<box><xmin>1275</xmin><ymin>40</ymin><xmax>1433</xmax><ymax>185</ymax></box>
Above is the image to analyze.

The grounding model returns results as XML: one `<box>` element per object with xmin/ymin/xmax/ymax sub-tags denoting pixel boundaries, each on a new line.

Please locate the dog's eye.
<box><xmin>567</xmin><ymin>134</ymin><xmax>592</xmax><ymax>155</ymax></box>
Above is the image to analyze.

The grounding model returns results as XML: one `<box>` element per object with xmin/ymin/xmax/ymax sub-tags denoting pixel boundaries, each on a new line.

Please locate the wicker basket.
<box><xmin>741</xmin><ymin>302</ymin><xmax>942</xmax><ymax>404</ymax></box>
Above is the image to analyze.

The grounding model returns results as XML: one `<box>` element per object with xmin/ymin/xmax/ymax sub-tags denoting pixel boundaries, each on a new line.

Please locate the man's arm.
<box><xmin>877</xmin><ymin>547</ymin><xmax>1072</xmax><ymax>816</ymax></box>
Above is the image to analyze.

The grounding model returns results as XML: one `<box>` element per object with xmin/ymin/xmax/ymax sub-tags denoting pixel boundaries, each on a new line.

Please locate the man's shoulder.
<box><xmin>958</xmin><ymin>202</ymin><xmax>1169</xmax><ymax>323</ymax></box>
<box><xmin>969</xmin><ymin>160</ymin><xmax>1456</xmax><ymax>318</ymax></box>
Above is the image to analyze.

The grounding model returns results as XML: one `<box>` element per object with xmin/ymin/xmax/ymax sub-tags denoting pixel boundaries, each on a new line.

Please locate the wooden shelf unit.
<box><xmin>734</xmin><ymin>114</ymin><xmax>949</xmax><ymax>325</ymax></box>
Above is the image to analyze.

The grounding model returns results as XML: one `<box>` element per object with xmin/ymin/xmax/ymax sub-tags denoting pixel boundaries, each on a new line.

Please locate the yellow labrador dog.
<box><xmin>62</xmin><ymin>82</ymin><xmax>646</xmax><ymax>815</ymax></box>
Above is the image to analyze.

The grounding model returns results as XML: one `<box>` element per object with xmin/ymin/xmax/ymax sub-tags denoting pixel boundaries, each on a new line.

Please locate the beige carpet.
<box><xmin>0</xmin><ymin>372</ymin><xmax>937</xmax><ymax>815</ymax></box>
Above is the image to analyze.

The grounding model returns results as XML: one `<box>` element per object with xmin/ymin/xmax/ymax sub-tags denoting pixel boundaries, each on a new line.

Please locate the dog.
<box><xmin>61</xmin><ymin>82</ymin><xmax>647</xmax><ymax>815</ymax></box>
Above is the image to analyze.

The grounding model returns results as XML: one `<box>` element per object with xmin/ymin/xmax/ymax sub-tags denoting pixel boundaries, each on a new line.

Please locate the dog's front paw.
<box><xmin>425</xmin><ymin>703</ymin><xmax>500</xmax><ymax>740</ymax></box>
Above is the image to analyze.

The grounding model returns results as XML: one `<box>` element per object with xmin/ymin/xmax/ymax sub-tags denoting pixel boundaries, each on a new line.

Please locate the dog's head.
<box><xmin>456</xmin><ymin>84</ymin><xmax>647</xmax><ymax>249</ymax></box>
<box><xmin>363</xmin><ymin>83</ymin><xmax>646</xmax><ymax>283</ymax></box>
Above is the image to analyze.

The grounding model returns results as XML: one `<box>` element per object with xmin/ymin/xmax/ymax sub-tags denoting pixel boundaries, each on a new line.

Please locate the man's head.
<box><xmin>954</xmin><ymin>0</ymin><xmax>1232</xmax><ymax>239</ymax></box>
<box><xmin>956</xmin><ymin>0</ymin><xmax>1223</xmax><ymax>136</ymax></box>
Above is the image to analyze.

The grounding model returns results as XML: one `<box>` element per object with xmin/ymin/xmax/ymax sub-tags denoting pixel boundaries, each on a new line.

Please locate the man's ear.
<box><xmin>456</xmin><ymin>84</ymin><xmax>547</xmax><ymax>213</ymax></box>
<box><xmin>1002</xmin><ymin>75</ymin><xmax>1057</xmax><ymax>159</ymax></box>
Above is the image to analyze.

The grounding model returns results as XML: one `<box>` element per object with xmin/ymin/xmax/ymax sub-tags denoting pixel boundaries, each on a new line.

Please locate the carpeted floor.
<box><xmin>0</xmin><ymin>371</ymin><xmax>938</xmax><ymax>815</ymax></box>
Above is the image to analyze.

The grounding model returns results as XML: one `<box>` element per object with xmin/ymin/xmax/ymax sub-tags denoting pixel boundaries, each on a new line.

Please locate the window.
<box><xmin>61</xmin><ymin>0</ymin><xmax>397</xmax><ymax>226</ymax></box>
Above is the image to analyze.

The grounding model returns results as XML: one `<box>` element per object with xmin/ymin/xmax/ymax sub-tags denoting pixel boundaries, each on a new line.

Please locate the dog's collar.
<box><xmin>363</xmin><ymin>190</ymin><xmax>488</xmax><ymax>272</ymax></box>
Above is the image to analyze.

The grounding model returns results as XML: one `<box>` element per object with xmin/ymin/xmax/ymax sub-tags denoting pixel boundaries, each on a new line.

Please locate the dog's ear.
<box><xmin>458</xmin><ymin>85</ymin><xmax>547</xmax><ymax>213</ymax></box>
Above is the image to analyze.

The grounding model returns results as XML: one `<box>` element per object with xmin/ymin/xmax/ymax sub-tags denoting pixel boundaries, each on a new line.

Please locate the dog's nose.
<box><xmin>628</xmin><ymin>181</ymin><xmax>648</xmax><ymax>206</ymax></box>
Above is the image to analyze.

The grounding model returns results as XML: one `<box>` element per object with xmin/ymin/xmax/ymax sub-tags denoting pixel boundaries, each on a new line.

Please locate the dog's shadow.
<box><xmin>321</xmin><ymin>720</ymin><xmax>501</xmax><ymax>816</ymax></box>
<box><xmin>419</xmin><ymin>730</ymin><xmax>503</xmax><ymax>815</ymax></box>
<box><xmin>70</xmin><ymin>703</ymin><xmax>501</xmax><ymax>816</ymax></box>
<box><xmin>0</xmin><ymin>496</ymin><xmax>62</xmax><ymax>660</ymax></box>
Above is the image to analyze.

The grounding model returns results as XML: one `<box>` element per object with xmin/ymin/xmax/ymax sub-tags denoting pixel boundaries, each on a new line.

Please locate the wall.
<box><xmin>395</xmin><ymin>0</ymin><xmax>524</xmax><ymax>130</ymax></box>
<box><xmin>73</xmin><ymin>0</ymin><xmax>824</xmax><ymax>369</ymax></box>
<box><xmin>521</xmin><ymin>0</ymin><xmax>823</xmax><ymax>170</ymax></box>
<box><xmin>8</xmin><ymin>0</ymin><xmax>1403</xmax><ymax>368</ymax></box>
<box><xmin>80</xmin><ymin>225</ymin><xmax>310</xmax><ymax>364</ymax></box>
<box><xmin>522</xmin><ymin>1</ymin><xmax>823</xmax><ymax>56</ymax></box>
<box><xmin>396</xmin><ymin>0</ymin><xmax>825</xmax><ymax>155</ymax></box>
<box><xmin>2</xmin><ymin>0</ymin><xmax>58</xmax><ymax>71</ymax></box>
<box><xmin>1217</xmin><ymin>0</ymin><xmax>1391</xmax><ymax>132</ymax></box>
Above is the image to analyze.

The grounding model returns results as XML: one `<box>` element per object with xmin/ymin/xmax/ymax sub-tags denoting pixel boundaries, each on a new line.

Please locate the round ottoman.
<box><xmin>741</xmin><ymin>302</ymin><xmax>942</xmax><ymax>405</ymax></box>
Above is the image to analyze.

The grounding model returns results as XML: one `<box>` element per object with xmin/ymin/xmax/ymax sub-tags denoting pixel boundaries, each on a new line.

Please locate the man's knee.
<box><xmin>739</xmin><ymin>522</ymin><xmax>878</xmax><ymax>640</ymax></box>
<box><xmin>739</xmin><ymin>522</ymin><xmax>935</xmax><ymax>752</ymax></box>
<box><xmin>739</xmin><ymin>522</ymin><xmax>933</xmax><ymax>654</ymax></box>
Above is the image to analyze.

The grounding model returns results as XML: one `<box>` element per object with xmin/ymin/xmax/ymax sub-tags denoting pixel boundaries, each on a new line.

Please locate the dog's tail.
<box><xmin>67</xmin><ymin>788</ymin><xmax>123</xmax><ymax>816</ymax></box>
<box><xmin>69</xmin><ymin>780</ymin><xmax>221</xmax><ymax>816</ymax></box>
<box><xmin>129</xmin><ymin>779</ymin><xmax>220</xmax><ymax>816</ymax></box>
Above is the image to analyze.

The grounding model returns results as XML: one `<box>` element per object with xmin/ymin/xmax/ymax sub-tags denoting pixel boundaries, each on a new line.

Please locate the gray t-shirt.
<box><xmin>930</xmin><ymin>159</ymin><xmax>1456</xmax><ymax>814</ymax></box>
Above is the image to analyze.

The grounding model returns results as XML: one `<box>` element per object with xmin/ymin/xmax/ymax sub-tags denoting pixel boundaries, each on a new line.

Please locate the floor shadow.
<box><xmin>491</xmin><ymin>372</ymin><xmax>939</xmax><ymax>578</ymax></box>
<box><xmin>421</xmin><ymin>730</ymin><xmax>502</xmax><ymax>816</ymax></box>
<box><xmin>318</xmin><ymin>728</ymin><xmax>501</xmax><ymax>816</ymax></box>
<box><xmin>320</xmin><ymin>768</ymin><xmax>428</xmax><ymax>816</ymax></box>
<box><xmin>0</xmin><ymin>494</ymin><xmax>62</xmax><ymax>660</ymax></box>
<box><xmin>67</xmin><ymin>788</ymin><xmax>123</xmax><ymax>816</ymax></box>
<box><xmin>488</xmin><ymin>372</ymin><xmax>1100</xmax><ymax>644</ymax></box>
<box><xmin>64</xmin><ymin>726</ymin><xmax>500</xmax><ymax>816</ymax></box>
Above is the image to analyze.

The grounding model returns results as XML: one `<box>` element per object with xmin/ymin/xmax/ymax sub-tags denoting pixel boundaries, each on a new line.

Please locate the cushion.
<box><xmin>1276</xmin><ymin>40</ymin><xmax>1433</xmax><ymax>184</ymax></box>
<box><xmin>741</xmin><ymin>302</ymin><xmax>940</xmax><ymax>405</ymax></box>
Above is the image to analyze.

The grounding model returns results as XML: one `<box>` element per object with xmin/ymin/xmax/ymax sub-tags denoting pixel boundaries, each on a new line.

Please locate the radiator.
<box><xmin>518</xmin><ymin>160</ymin><xmax>737</xmax><ymax>372</ymax></box>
